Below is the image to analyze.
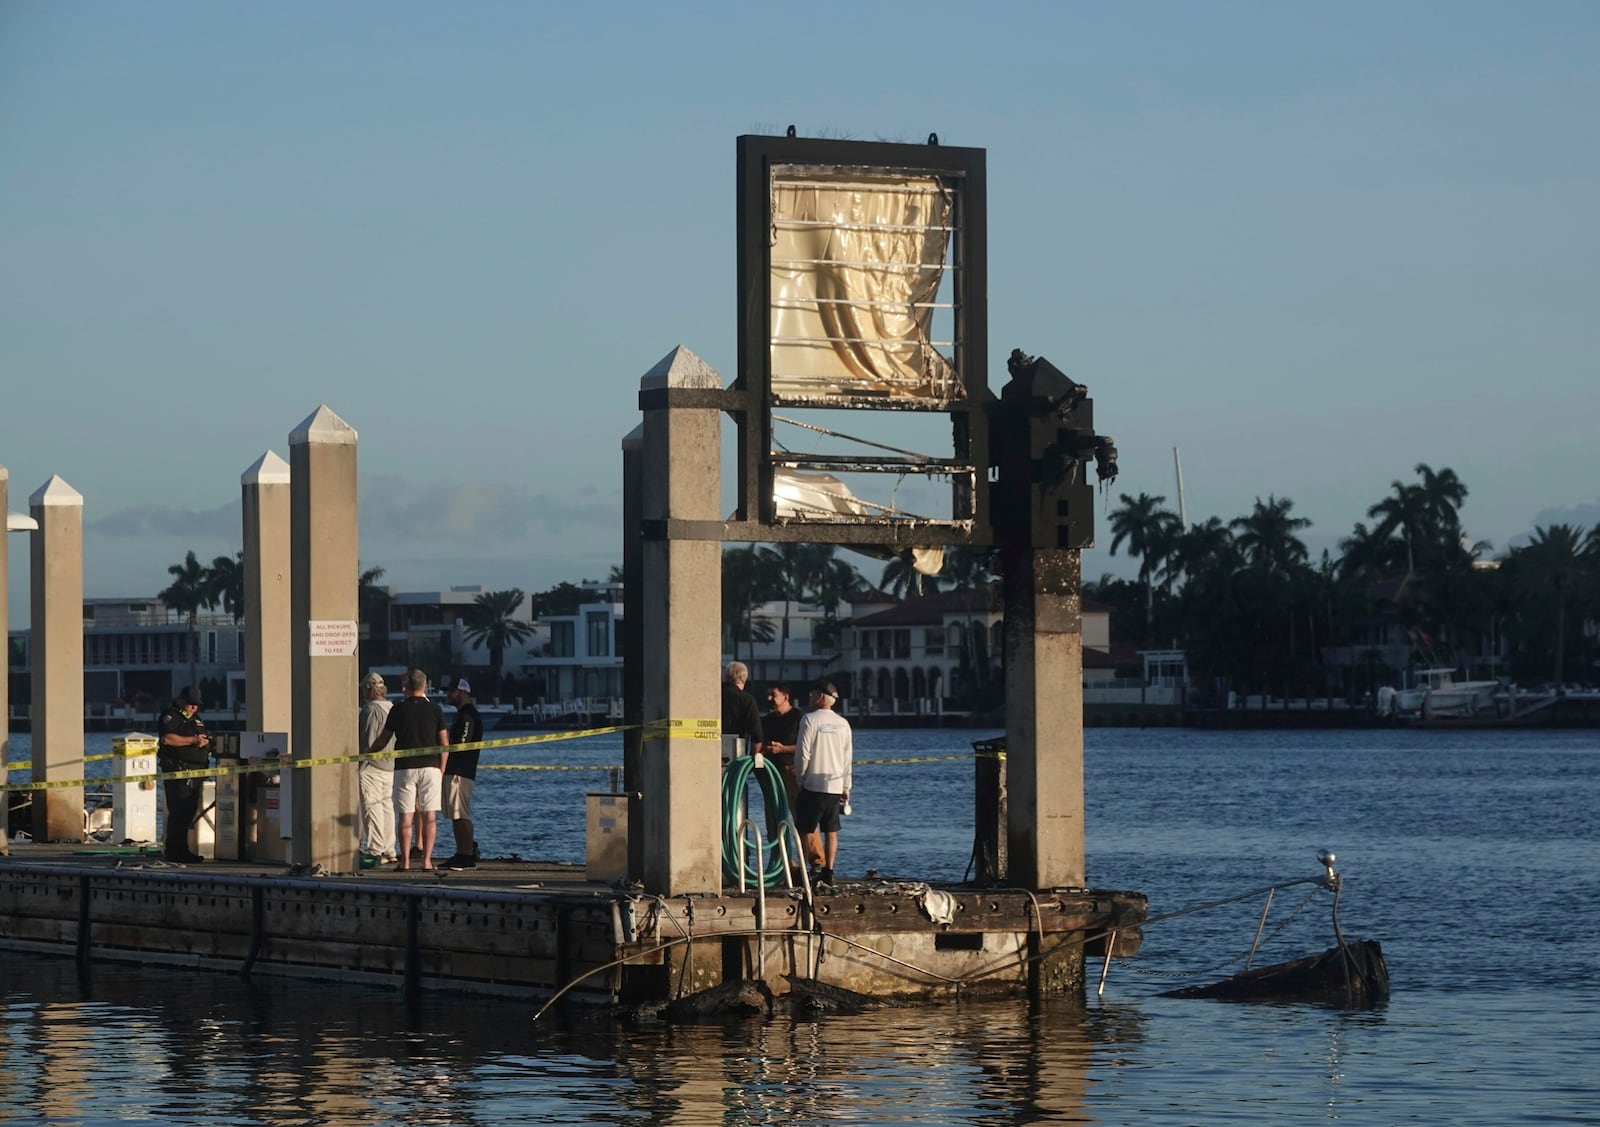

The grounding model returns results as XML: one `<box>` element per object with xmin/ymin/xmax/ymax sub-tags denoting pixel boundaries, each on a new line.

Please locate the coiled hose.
<box><xmin>720</xmin><ymin>755</ymin><xmax>793</xmax><ymax>888</ymax></box>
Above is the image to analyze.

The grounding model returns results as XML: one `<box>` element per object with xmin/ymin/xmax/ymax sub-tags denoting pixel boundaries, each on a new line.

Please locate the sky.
<box><xmin>3</xmin><ymin>2</ymin><xmax>1597</xmax><ymax>624</ymax></box>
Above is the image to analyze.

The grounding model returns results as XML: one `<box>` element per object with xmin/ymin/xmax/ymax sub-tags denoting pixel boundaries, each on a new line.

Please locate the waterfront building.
<box><xmin>519</xmin><ymin>581</ymin><xmax>622</xmax><ymax>716</ymax></box>
<box><xmin>8</xmin><ymin>596</ymin><xmax>246</xmax><ymax>724</ymax></box>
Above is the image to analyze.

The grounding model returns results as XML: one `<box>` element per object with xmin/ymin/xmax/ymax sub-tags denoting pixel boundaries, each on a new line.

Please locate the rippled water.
<box><xmin>3</xmin><ymin>727</ymin><xmax>1597</xmax><ymax>1125</ymax></box>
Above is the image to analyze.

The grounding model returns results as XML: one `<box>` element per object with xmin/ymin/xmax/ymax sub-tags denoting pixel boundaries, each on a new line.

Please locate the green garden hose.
<box><xmin>720</xmin><ymin>755</ymin><xmax>793</xmax><ymax>888</ymax></box>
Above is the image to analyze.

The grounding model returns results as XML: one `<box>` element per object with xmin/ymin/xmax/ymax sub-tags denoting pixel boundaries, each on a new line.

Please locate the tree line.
<box><xmin>156</xmin><ymin>465</ymin><xmax>1598</xmax><ymax>705</ymax></box>
<box><xmin>1100</xmin><ymin>463</ymin><xmax>1600</xmax><ymax>700</ymax></box>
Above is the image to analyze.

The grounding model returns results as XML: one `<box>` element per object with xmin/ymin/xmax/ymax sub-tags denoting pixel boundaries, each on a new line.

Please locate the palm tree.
<box><xmin>1231</xmin><ymin>495</ymin><xmax>1311</xmax><ymax>574</ymax></box>
<box><xmin>1366</xmin><ymin>465</ymin><xmax>1468</xmax><ymax>584</ymax></box>
<box><xmin>880</xmin><ymin>552</ymin><xmax>945</xmax><ymax>599</ymax></box>
<box><xmin>1366</xmin><ymin>480</ymin><xmax>1429</xmax><ymax>583</ymax></box>
<box><xmin>208</xmin><ymin>551</ymin><xmax>245</xmax><ymax>623</ymax></box>
<box><xmin>942</xmin><ymin>546</ymin><xmax>1000</xmax><ymax>598</ymax></box>
<box><xmin>1109</xmin><ymin>492</ymin><xmax>1181</xmax><ymax>640</ymax></box>
<box><xmin>812</xmin><ymin>556</ymin><xmax>867</xmax><ymax>651</ymax></box>
<box><xmin>159</xmin><ymin>550</ymin><xmax>217</xmax><ymax>692</ymax></box>
<box><xmin>1414</xmin><ymin>463</ymin><xmax>1469</xmax><ymax>546</ymax></box>
<box><xmin>761</xmin><ymin>543</ymin><xmax>836</xmax><ymax>674</ymax></box>
<box><xmin>722</xmin><ymin>547</ymin><xmax>779</xmax><ymax>663</ymax></box>
<box><xmin>359</xmin><ymin>565</ymin><xmax>393</xmax><ymax>668</ymax></box>
<box><xmin>462</xmin><ymin>589</ymin><xmax>537</xmax><ymax>685</ymax></box>
<box><xmin>1510</xmin><ymin>524</ymin><xmax>1591</xmax><ymax>684</ymax></box>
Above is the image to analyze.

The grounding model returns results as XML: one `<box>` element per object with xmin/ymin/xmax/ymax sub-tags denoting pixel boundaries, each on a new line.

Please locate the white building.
<box><xmin>520</xmin><ymin>582</ymin><xmax>622</xmax><ymax>715</ymax></box>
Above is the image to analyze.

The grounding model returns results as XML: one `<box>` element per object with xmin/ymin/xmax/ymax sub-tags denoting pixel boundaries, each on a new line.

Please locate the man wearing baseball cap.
<box><xmin>156</xmin><ymin>686</ymin><xmax>211</xmax><ymax>863</ymax></box>
<box><xmin>793</xmin><ymin>680</ymin><xmax>853</xmax><ymax>887</ymax></box>
<box><xmin>357</xmin><ymin>671</ymin><xmax>396</xmax><ymax>866</ymax></box>
<box><xmin>442</xmin><ymin>677</ymin><xmax>482</xmax><ymax>869</ymax></box>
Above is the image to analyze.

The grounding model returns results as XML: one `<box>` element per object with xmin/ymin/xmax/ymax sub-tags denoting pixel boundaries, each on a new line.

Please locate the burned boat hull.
<box><xmin>1161</xmin><ymin>939</ymin><xmax>1389</xmax><ymax>1006</ymax></box>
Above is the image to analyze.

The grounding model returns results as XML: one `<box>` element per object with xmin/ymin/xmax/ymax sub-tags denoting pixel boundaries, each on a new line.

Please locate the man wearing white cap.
<box><xmin>443</xmin><ymin>677</ymin><xmax>483</xmax><ymax>870</ymax></box>
<box><xmin>794</xmin><ymin>680</ymin><xmax>853</xmax><ymax>887</ymax></box>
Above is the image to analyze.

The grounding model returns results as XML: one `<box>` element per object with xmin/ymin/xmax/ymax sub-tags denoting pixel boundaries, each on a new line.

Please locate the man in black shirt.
<box><xmin>764</xmin><ymin>681</ymin><xmax>821</xmax><ymax>867</ymax></box>
<box><xmin>157</xmin><ymin>685</ymin><xmax>210</xmax><ymax>863</ymax></box>
<box><xmin>721</xmin><ymin>661</ymin><xmax>764</xmax><ymax>759</ymax></box>
<box><xmin>371</xmin><ymin>668</ymin><xmax>448</xmax><ymax>871</ymax></box>
<box><xmin>442</xmin><ymin>677</ymin><xmax>482</xmax><ymax>870</ymax></box>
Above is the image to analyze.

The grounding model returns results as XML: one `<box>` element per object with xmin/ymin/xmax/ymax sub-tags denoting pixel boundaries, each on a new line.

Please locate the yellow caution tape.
<box><xmin>639</xmin><ymin>717</ymin><xmax>722</xmax><ymax>742</ymax></box>
<box><xmin>6</xmin><ymin>752</ymin><xmax>120</xmax><ymax>772</ymax></box>
<box><xmin>481</xmin><ymin>763</ymin><xmax>622</xmax><ymax>772</ymax></box>
<box><xmin>854</xmin><ymin>754</ymin><xmax>969</xmax><ymax>766</ymax></box>
<box><xmin>0</xmin><ymin>719</ymin><xmax>721</xmax><ymax>792</ymax></box>
<box><xmin>2</xmin><ymin>723</ymin><xmax>982</xmax><ymax>791</ymax></box>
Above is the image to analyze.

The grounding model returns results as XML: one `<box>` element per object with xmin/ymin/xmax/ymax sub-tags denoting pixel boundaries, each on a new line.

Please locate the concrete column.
<box><xmin>620</xmin><ymin>423</ymin><xmax>645</xmax><ymax>880</ymax></box>
<box><xmin>288</xmin><ymin>407</ymin><xmax>360</xmax><ymax>871</ymax></box>
<box><xmin>29</xmin><ymin>475</ymin><xmax>85</xmax><ymax>843</ymax></box>
<box><xmin>1001</xmin><ymin>546</ymin><xmax>1084</xmax><ymax>890</ymax></box>
<box><xmin>242</xmin><ymin>451</ymin><xmax>292</xmax><ymax>735</ymax></box>
<box><xmin>638</xmin><ymin>346</ymin><xmax>723</xmax><ymax>895</ymax></box>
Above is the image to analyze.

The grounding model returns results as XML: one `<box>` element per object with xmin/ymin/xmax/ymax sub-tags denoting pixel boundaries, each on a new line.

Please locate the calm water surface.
<box><xmin>3</xmin><ymin>726</ymin><xmax>1597</xmax><ymax>1125</ymax></box>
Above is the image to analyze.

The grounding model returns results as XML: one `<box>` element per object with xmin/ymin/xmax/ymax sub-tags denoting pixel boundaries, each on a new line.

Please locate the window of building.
<box><xmin>894</xmin><ymin>629</ymin><xmax>911</xmax><ymax>660</ymax></box>
<box><xmin>551</xmin><ymin>621</ymin><xmax>575</xmax><ymax>658</ymax></box>
<box><xmin>924</xmin><ymin>626</ymin><xmax>944</xmax><ymax>656</ymax></box>
<box><xmin>586</xmin><ymin>612</ymin><xmax>609</xmax><ymax>657</ymax></box>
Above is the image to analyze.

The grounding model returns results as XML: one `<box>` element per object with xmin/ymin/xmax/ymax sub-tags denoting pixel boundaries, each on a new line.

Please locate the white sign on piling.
<box><xmin>307</xmin><ymin>619</ymin><xmax>358</xmax><ymax>657</ymax></box>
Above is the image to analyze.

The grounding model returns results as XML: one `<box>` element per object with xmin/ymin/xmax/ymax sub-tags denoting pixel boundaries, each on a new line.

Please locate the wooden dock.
<box><xmin>0</xmin><ymin>844</ymin><xmax>1146</xmax><ymax>1007</ymax></box>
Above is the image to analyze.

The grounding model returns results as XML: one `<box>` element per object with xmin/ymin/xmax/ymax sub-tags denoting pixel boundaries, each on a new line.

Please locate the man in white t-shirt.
<box><xmin>793</xmin><ymin>680</ymin><xmax>853</xmax><ymax>887</ymax></box>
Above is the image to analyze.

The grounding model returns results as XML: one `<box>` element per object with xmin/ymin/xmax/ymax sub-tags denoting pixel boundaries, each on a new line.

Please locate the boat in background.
<box><xmin>1377</xmin><ymin>668</ymin><xmax>1500</xmax><ymax>719</ymax></box>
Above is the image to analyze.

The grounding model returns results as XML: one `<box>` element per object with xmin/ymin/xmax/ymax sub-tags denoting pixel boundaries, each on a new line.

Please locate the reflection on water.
<box><xmin>2</xmin><ymin>727</ymin><xmax>1597</xmax><ymax>1124</ymax></box>
<box><xmin>0</xmin><ymin>956</ymin><xmax>1117</xmax><ymax>1126</ymax></box>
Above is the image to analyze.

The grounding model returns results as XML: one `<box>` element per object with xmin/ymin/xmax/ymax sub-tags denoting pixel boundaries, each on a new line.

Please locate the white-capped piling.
<box><xmin>637</xmin><ymin>346</ymin><xmax>724</xmax><ymax>895</ymax></box>
<box><xmin>242</xmin><ymin>450</ymin><xmax>293</xmax><ymax>736</ymax></box>
<box><xmin>288</xmin><ymin>407</ymin><xmax>360</xmax><ymax>871</ymax></box>
<box><xmin>28</xmin><ymin>475</ymin><xmax>85</xmax><ymax>843</ymax></box>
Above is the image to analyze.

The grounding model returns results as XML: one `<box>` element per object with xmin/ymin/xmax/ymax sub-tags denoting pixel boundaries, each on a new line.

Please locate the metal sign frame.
<box><xmin>731</xmin><ymin>132</ymin><xmax>991</xmax><ymax>547</ymax></box>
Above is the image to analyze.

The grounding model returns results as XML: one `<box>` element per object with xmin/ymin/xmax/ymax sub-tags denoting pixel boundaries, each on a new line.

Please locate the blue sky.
<box><xmin>3</xmin><ymin>2</ymin><xmax>1597</xmax><ymax>623</ymax></box>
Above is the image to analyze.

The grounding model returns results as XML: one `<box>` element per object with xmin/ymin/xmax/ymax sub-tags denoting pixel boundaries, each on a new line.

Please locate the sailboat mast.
<box><xmin>1172</xmin><ymin>446</ymin><xmax>1189</xmax><ymax>531</ymax></box>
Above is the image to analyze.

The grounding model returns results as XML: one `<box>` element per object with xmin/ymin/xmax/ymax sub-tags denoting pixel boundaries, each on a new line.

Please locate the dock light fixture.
<box><xmin>5</xmin><ymin>514</ymin><xmax>38</xmax><ymax>532</ymax></box>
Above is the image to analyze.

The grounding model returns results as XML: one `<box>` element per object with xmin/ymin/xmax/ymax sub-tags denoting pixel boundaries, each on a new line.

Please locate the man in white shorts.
<box><xmin>370</xmin><ymin>667</ymin><xmax>449</xmax><ymax>871</ymax></box>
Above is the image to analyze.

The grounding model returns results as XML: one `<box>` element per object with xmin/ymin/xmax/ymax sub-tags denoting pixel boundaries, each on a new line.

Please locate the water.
<box><xmin>3</xmin><ymin>727</ymin><xmax>1598</xmax><ymax>1125</ymax></box>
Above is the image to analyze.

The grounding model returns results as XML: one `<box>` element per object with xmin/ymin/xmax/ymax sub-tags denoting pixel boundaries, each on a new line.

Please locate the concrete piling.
<box><xmin>1001</xmin><ymin>547</ymin><xmax>1085</xmax><ymax>891</ymax></box>
<box><xmin>242</xmin><ymin>450</ymin><xmax>293</xmax><ymax>736</ymax></box>
<box><xmin>288</xmin><ymin>407</ymin><xmax>360</xmax><ymax>871</ymax></box>
<box><xmin>637</xmin><ymin>346</ymin><xmax>723</xmax><ymax>895</ymax></box>
<box><xmin>29</xmin><ymin>475</ymin><xmax>85</xmax><ymax>843</ymax></box>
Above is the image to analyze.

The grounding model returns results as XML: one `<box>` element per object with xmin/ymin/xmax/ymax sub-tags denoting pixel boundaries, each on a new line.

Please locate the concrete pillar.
<box><xmin>638</xmin><ymin>346</ymin><xmax>723</xmax><ymax>895</ymax></box>
<box><xmin>1001</xmin><ymin>546</ymin><xmax>1084</xmax><ymax>890</ymax></box>
<box><xmin>29</xmin><ymin>475</ymin><xmax>85</xmax><ymax>843</ymax></box>
<box><xmin>620</xmin><ymin>423</ymin><xmax>645</xmax><ymax>880</ymax></box>
<box><xmin>288</xmin><ymin>407</ymin><xmax>360</xmax><ymax>871</ymax></box>
<box><xmin>242</xmin><ymin>450</ymin><xmax>292</xmax><ymax>735</ymax></box>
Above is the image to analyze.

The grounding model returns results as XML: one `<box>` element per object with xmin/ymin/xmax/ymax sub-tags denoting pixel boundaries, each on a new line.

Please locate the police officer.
<box><xmin>157</xmin><ymin>685</ymin><xmax>211</xmax><ymax>862</ymax></box>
